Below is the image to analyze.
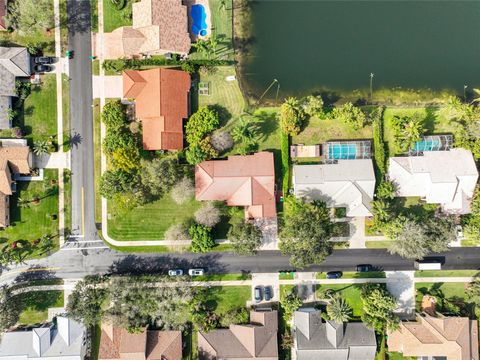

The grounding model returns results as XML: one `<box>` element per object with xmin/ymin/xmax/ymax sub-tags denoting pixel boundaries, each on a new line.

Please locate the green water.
<box><xmin>241</xmin><ymin>0</ymin><xmax>480</xmax><ymax>98</ymax></box>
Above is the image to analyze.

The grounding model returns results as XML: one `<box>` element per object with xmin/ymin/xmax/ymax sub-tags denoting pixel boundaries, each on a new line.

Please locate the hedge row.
<box><xmin>372</xmin><ymin>106</ymin><xmax>387</xmax><ymax>181</ymax></box>
<box><xmin>103</xmin><ymin>57</ymin><xmax>234</xmax><ymax>73</ymax></box>
<box><xmin>281</xmin><ymin>132</ymin><xmax>290</xmax><ymax>195</ymax></box>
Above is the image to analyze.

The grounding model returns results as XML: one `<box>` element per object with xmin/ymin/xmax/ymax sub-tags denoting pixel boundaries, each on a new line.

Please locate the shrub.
<box><xmin>189</xmin><ymin>224</ymin><xmax>215</xmax><ymax>253</ymax></box>
<box><xmin>279</xmin><ymin>97</ymin><xmax>305</xmax><ymax>135</ymax></box>
<box><xmin>195</xmin><ymin>202</ymin><xmax>220</xmax><ymax>227</ymax></box>
<box><xmin>102</xmin><ymin>100</ymin><xmax>128</xmax><ymax>128</ymax></box>
<box><xmin>171</xmin><ymin>177</ymin><xmax>194</xmax><ymax>204</ymax></box>
<box><xmin>181</xmin><ymin>61</ymin><xmax>197</xmax><ymax>74</ymax></box>
<box><xmin>186</xmin><ymin>107</ymin><xmax>220</xmax><ymax>145</ymax></box>
<box><xmin>303</xmin><ymin>95</ymin><xmax>324</xmax><ymax>118</ymax></box>
<box><xmin>164</xmin><ymin>223</ymin><xmax>191</xmax><ymax>241</ymax></box>
<box><xmin>281</xmin><ymin>132</ymin><xmax>290</xmax><ymax>195</ymax></box>
<box><xmin>210</xmin><ymin>130</ymin><xmax>233</xmax><ymax>153</ymax></box>
<box><xmin>372</xmin><ymin>106</ymin><xmax>387</xmax><ymax>178</ymax></box>
<box><xmin>331</xmin><ymin>102</ymin><xmax>367</xmax><ymax>130</ymax></box>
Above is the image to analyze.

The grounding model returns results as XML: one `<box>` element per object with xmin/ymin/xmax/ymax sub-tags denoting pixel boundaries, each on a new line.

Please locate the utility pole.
<box><xmin>369</xmin><ymin>73</ymin><xmax>374</xmax><ymax>103</ymax></box>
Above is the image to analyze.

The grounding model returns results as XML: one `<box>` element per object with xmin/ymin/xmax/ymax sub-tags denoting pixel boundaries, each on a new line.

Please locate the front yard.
<box><xmin>1</xmin><ymin>169</ymin><xmax>59</xmax><ymax>248</ymax></box>
<box><xmin>103</xmin><ymin>0</ymin><xmax>133</xmax><ymax>33</ymax></box>
<box><xmin>316</xmin><ymin>284</ymin><xmax>364</xmax><ymax>319</ymax></box>
<box><xmin>415</xmin><ymin>282</ymin><xmax>473</xmax><ymax>315</ymax></box>
<box><xmin>0</xmin><ymin>30</ymin><xmax>55</xmax><ymax>56</ymax></box>
<box><xmin>15</xmin><ymin>290</ymin><xmax>64</xmax><ymax>325</ymax></box>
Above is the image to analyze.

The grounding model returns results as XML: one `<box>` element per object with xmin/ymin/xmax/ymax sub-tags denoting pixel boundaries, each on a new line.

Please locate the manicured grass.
<box><xmin>462</xmin><ymin>238</ymin><xmax>479</xmax><ymax>247</ymax></box>
<box><xmin>64</xmin><ymin>169</ymin><xmax>71</xmax><ymax>233</ymax></box>
<box><xmin>365</xmin><ymin>240</ymin><xmax>394</xmax><ymax>249</ymax></box>
<box><xmin>415</xmin><ymin>282</ymin><xmax>469</xmax><ymax>312</ymax></box>
<box><xmin>383</xmin><ymin>107</ymin><xmax>455</xmax><ymax>156</ymax></box>
<box><xmin>1</xmin><ymin>169</ymin><xmax>59</xmax><ymax>247</ymax></box>
<box><xmin>391</xmin><ymin>196</ymin><xmax>438</xmax><ymax>220</ymax></box>
<box><xmin>59</xmin><ymin>0</ymin><xmax>69</xmax><ymax>55</ymax></box>
<box><xmin>204</xmin><ymin>286</ymin><xmax>251</xmax><ymax>315</ymax></box>
<box><xmin>16</xmin><ymin>290</ymin><xmax>64</xmax><ymax>325</ymax></box>
<box><xmin>93</xmin><ymin>99</ymin><xmax>101</xmax><ymax>224</ymax></box>
<box><xmin>415</xmin><ymin>270</ymin><xmax>479</xmax><ymax>278</ymax></box>
<box><xmin>197</xmin><ymin>66</ymin><xmax>245</xmax><ymax>119</ymax></box>
<box><xmin>292</xmin><ymin>116</ymin><xmax>373</xmax><ymax>145</ymax></box>
<box><xmin>107</xmin><ymin>195</ymin><xmax>202</xmax><ymax>240</ymax></box>
<box><xmin>91</xmin><ymin>0</ymin><xmax>99</xmax><ymax>33</ymax></box>
<box><xmin>20</xmin><ymin>75</ymin><xmax>58</xmax><ymax>146</ymax></box>
<box><xmin>0</xmin><ymin>31</ymin><xmax>55</xmax><ymax>56</ymax></box>
<box><xmin>316</xmin><ymin>284</ymin><xmax>363</xmax><ymax>319</ymax></box>
<box><xmin>106</xmin><ymin>243</ymin><xmax>172</xmax><ymax>253</ymax></box>
<box><xmin>92</xmin><ymin>59</ymin><xmax>100</xmax><ymax>76</ymax></box>
<box><xmin>191</xmin><ymin>273</ymin><xmax>251</xmax><ymax>281</ymax></box>
<box><xmin>10</xmin><ymin>278</ymin><xmax>64</xmax><ymax>291</ymax></box>
<box><xmin>279</xmin><ymin>272</ymin><xmax>295</xmax><ymax>280</ymax></box>
<box><xmin>103</xmin><ymin>0</ymin><xmax>133</xmax><ymax>32</ymax></box>
<box><xmin>62</xmin><ymin>74</ymin><xmax>70</xmax><ymax>151</ymax></box>
<box><xmin>316</xmin><ymin>271</ymin><xmax>386</xmax><ymax>279</ymax></box>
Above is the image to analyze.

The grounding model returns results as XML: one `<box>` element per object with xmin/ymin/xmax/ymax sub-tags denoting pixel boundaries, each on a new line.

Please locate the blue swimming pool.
<box><xmin>191</xmin><ymin>4</ymin><xmax>207</xmax><ymax>36</ymax></box>
<box><xmin>328</xmin><ymin>144</ymin><xmax>357</xmax><ymax>159</ymax></box>
<box><xmin>413</xmin><ymin>139</ymin><xmax>441</xmax><ymax>152</ymax></box>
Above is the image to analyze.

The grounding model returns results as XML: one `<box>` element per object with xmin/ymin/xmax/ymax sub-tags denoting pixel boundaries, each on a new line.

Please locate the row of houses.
<box><xmin>0</xmin><ymin>310</ymin><xmax>477</xmax><ymax>359</ymax></box>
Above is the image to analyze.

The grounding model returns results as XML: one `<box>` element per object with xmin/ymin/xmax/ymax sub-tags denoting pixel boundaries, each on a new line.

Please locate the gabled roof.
<box><xmin>198</xmin><ymin>310</ymin><xmax>278</xmax><ymax>359</ymax></box>
<box><xmin>293</xmin><ymin>159</ymin><xmax>376</xmax><ymax>217</ymax></box>
<box><xmin>388</xmin><ymin>149</ymin><xmax>479</xmax><ymax>214</ymax></box>
<box><xmin>195</xmin><ymin>152</ymin><xmax>277</xmax><ymax>219</ymax></box>
<box><xmin>293</xmin><ymin>308</ymin><xmax>376</xmax><ymax>360</ymax></box>
<box><xmin>0</xmin><ymin>47</ymin><xmax>30</xmax><ymax>98</ymax></box>
<box><xmin>387</xmin><ymin>314</ymin><xmax>479</xmax><ymax>360</ymax></box>
<box><xmin>123</xmin><ymin>68</ymin><xmax>190</xmax><ymax>150</ymax></box>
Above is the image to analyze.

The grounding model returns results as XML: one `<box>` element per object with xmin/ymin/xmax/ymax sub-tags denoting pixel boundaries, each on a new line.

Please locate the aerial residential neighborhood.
<box><xmin>0</xmin><ymin>0</ymin><xmax>479</xmax><ymax>359</ymax></box>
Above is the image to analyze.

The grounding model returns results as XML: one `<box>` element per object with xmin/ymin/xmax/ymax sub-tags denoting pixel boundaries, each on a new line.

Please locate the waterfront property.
<box><xmin>410</xmin><ymin>135</ymin><xmax>453</xmax><ymax>155</ymax></box>
<box><xmin>195</xmin><ymin>152</ymin><xmax>276</xmax><ymax>219</ymax></box>
<box><xmin>101</xmin><ymin>0</ymin><xmax>191</xmax><ymax>59</ymax></box>
<box><xmin>323</xmin><ymin>140</ymin><xmax>372</xmax><ymax>162</ymax></box>
<box><xmin>198</xmin><ymin>310</ymin><xmax>278</xmax><ymax>359</ymax></box>
<box><xmin>387</xmin><ymin>313</ymin><xmax>478</xmax><ymax>360</ymax></box>
<box><xmin>0</xmin><ymin>316</ymin><xmax>87</xmax><ymax>359</ymax></box>
<box><xmin>388</xmin><ymin>148</ymin><xmax>478</xmax><ymax>214</ymax></box>
<box><xmin>293</xmin><ymin>308</ymin><xmax>377</xmax><ymax>360</ymax></box>
<box><xmin>123</xmin><ymin>68</ymin><xmax>190</xmax><ymax>151</ymax></box>
<box><xmin>292</xmin><ymin>159</ymin><xmax>376</xmax><ymax>217</ymax></box>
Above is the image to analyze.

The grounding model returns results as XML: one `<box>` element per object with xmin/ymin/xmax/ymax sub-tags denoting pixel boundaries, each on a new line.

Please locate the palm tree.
<box><xmin>33</xmin><ymin>140</ymin><xmax>49</xmax><ymax>155</ymax></box>
<box><xmin>279</xmin><ymin>97</ymin><xmax>305</xmax><ymax>135</ymax></box>
<box><xmin>371</xmin><ymin>199</ymin><xmax>390</xmax><ymax>223</ymax></box>
<box><xmin>232</xmin><ymin>118</ymin><xmax>259</xmax><ymax>154</ymax></box>
<box><xmin>17</xmin><ymin>197</ymin><xmax>31</xmax><ymax>208</ymax></box>
<box><xmin>327</xmin><ymin>295</ymin><xmax>352</xmax><ymax>323</ymax></box>
<box><xmin>401</xmin><ymin>118</ymin><xmax>423</xmax><ymax>150</ymax></box>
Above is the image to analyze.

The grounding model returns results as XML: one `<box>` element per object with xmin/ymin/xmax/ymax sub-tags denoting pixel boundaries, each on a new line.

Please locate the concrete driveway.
<box><xmin>92</xmin><ymin>75</ymin><xmax>123</xmax><ymax>99</ymax></box>
<box><xmin>250</xmin><ymin>273</ymin><xmax>279</xmax><ymax>306</ymax></box>
<box><xmin>386</xmin><ymin>271</ymin><xmax>416</xmax><ymax>320</ymax></box>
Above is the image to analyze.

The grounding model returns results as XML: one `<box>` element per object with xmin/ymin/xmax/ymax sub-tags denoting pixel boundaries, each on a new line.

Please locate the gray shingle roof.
<box><xmin>0</xmin><ymin>96</ymin><xmax>11</xmax><ymax>129</ymax></box>
<box><xmin>294</xmin><ymin>308</ymin><xmax>377</xmax><ymax>360</ymax></box>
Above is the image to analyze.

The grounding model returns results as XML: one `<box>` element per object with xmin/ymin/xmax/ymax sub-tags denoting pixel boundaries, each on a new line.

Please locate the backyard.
<box><xmin>20</xmin><ymin>75</ymin><xmax>58</xmax><ymax>146</ymax></box>
<box><xmin>103</xmin><ymin>0</ymin><xmax>133</xmax><ymax>33</ymax></box>
<box><xmin>1</xmin><ymin>169</ymin><xmax>59</xmax><ymax>248</ymax></box>
<box><xmin>16</xmin><ymin>290</ymin><xmax>64</xmax><ymax>325</ymax></box>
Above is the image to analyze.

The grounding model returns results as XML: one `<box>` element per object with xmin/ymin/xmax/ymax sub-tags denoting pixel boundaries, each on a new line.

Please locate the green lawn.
<box><xmin>415</xmin><ymin>270</ymin><xmax>479</xmax><ymax>278</ymax></box>
<box><xmin>16</xmin><ymin>290</ymin><xmax>64</xmax><ymax>325</ymax></box>
<box><xmin>59</xmin><ymin>0</ymin><xmax>68</xmax><ymax>55</ymax></box>
<box><xmin>292</xmin><ymin>116</ymin><xmax>373</xmax><ymax>146</ymax></box>
<box><xmin>64</xmin><ymin>169</ymin><xmax>71</xmax><ymax>234</ymax></box>
<box><xmin>204</xmin><ymin>286</ymin><xmax>251</xmax><ymax>315</ymax></box>
<box><xmin>191</xmin><ymin>273</ymin><xmax>251</xmax><ymax>281</ymax></box>
<box><xmin>197</xmin><ymin>66</ymin><xmax>245</xmax><ymax>119</ymax></box>
<box><xmin>0</xmin><ymin>30</ymin><xmax>55</xmax><ymax>55</ymax></box>
<box><xmin>91</xmin><ymin>0</ymin><xmax>99</xmax><ymax>33</ymax></box>
<box><xmin>383</xmin><ymin>107</ymin><xmax>455</xmax><ymax>156</ymax></box>
<box><xmin>20</xmin><ymin>75</ymin><xmax>58</xmax><ymax>146</ymax></box>
<box><xmin>92</xmin><ymin>59</ymin><xmax>100</xmax><ymax>76</ymax></box>
<box><xmin>62</xmin><ymin>74</ymin><xmax>70</xmax><ymax>151</ymax></box>
<box><xmin>365</xmin><ymin>241</ymin><xmax>394</xmax><ymax>249</ymax></box>
<box><xmin>93</xmin><ymin>99</ymin><xmax>101</xmax><ymax>224</ymax></box>
<box><xmin>1</xmin><ymin>169</ymin><xmax>59</xmax><ymax>248</ymax></box>
<box><xmin>316</xmin><ymin>271</ymin><xmax>386</xmax><ymax>279</ymax></box>
<box><xmin>316</xmin><ymin>284</ymin><xmax>363</xmax><ymax>319</ymax></box>
<box><xmin>103</xmin><ymin>0</ymin><xmax>133</xmax><ymax>32</ymax></box>
<box><xmin>415</xmin><ymin>282</ymin><xmax>471</xmax><ymax>314</ymax></box>
<box><xmin>391</xmin><ymin>196</ymin><xmax>438</xmax><ymax>220</ymax></box>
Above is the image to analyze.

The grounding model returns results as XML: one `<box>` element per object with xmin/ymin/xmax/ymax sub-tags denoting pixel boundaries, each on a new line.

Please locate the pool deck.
<box><xmin>185</xmin><ymin>0</ymin><xmax>212</xmax><ymax>41</ymax></box>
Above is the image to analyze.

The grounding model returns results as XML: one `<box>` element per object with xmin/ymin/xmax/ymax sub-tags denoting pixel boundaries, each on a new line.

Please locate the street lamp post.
<box><xmin>370</xmin><ymin>73</ymin><xmax>374</xmax><ymax>103</ymax></box>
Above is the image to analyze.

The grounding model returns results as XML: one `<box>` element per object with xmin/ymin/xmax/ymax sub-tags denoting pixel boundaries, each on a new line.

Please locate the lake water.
<box><xmin>240</xmin><ymin>0</ymin><xmax>480</xmax><ymax>99</ymax></box>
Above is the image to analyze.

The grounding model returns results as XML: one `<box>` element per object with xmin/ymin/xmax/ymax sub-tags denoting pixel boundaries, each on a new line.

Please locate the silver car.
<box><xmin>168</xmin><ymin>269</ymin><xmax>183</xmax><ymax>276</ymax></box>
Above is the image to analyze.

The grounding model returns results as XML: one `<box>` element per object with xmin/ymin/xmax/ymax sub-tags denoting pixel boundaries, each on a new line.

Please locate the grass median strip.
<box><xmin>414</xmin><ymin>270</ymin><xmax>479</xmax><ymax>278</ymax></box>
<box><xmin>190</xmin><ymin>274</ymin><xmax>251</xmax><ymax>281</ymax></box>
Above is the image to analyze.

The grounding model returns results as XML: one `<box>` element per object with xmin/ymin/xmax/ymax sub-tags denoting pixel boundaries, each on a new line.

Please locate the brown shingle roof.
<box><xmin>198</xmin><ymin>310</ymin><xmax>278</xmax><ymax>360</ymax></box>
<box><xmin>195</xmin><ymin>152</ymin><xmax>277</xmax><ymax>219</ymax></box>
<box><xmin>387</xmin><ymin>314</ymin><xmax>479</xmax><ymax>360</ymax></box>
<box><xmin>123</xmin><ymin>68</ymin><xmax>190</xmax><ymax>151</ymax></box>
<box><xmin>98</xmin><ymin>325</ymin><xmax>182</xmax><ymax>360</ymax></box>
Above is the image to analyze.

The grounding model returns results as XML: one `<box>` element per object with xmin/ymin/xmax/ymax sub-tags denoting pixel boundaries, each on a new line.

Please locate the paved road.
<box><xmin>2</xmin><ymin>247</ymin><xmax>479</xmax><ymax>285</ymax></box>
<box><xmin>67</xmin><ymin>0</ymin><xmax>96</xmax><ymax>239</ymax></box>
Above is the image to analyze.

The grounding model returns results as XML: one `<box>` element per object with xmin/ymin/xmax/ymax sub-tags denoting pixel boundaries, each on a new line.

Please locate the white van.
<box><xmin>415</xmin><ymin>260</ymin><xmax>442</xmax><ymax>270</ymax></box>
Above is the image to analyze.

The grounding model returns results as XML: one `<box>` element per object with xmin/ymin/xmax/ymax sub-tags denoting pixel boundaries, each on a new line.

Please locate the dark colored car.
<box><xmin>264</xmin><ymin>286</ymin><xmax>272</xmax><ymax>301</ymax></box>
<box><xmin>34</xmin><ymin>64</ymin><xmax>52</xmax><ymax>73</ymax></box>
<box><xmin>326</xmin><ymin>271</ymin><xmax>343</xmax><ymax>279</ymax></box>
<box><xmin>34</xmin><ymin>56</ymin><xmax>54</xmax><ymax>64</ymax></box>
<box><xmin>356</xmin><ymin>264</ymin><xmax>373</xmax><ymax>272</ymax></box>
<box><xmin>254</xmin><ymin>286</ymin><xmax>263</xmax><ymax>303</ymax></box>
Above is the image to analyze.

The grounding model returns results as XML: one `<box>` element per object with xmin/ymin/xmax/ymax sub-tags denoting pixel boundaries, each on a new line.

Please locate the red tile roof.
<box><xmin>195</xmin><ymin>152</ymin><xmax>277</xmax><ymax>219</ymax></box>
<box><xmin>123</xmin><ymin>68</ymin><xmax>190</xmax><ymax>150</ymax></box>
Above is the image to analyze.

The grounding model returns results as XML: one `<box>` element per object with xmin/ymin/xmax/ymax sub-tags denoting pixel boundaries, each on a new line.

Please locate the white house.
<box><xmin>388</xmin><ymin>148</ymin><xmax>479</xmax><ymax>214</ymax></box>
<box><xmin>292</xmin><ymin>159</ymin><xmax>376</xmax><ymax>217</ymax></box>
<box><xmin>0</xmin><ymin>316</ymin><xmax>87</xmax><ymax>359</ymax></box>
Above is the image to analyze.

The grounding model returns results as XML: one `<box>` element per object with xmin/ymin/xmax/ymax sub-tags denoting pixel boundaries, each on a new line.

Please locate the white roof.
<box><xmin>0</xmin><ymin>316</ymin><xmax>86</xmax><ymax>359</ymax></box>
<box><xmin>388</xmin><ymin>148</ymin><xmax>479</xmax><ymax>214</ymax></box>
<box><xmin>293</xmin><ymin>159</ymin><xmax>376</xmax><ymax>217</ymax></box>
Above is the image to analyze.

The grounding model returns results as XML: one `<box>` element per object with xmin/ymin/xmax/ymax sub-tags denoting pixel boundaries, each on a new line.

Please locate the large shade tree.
<box><xmin>360</xmin><ymin>283</ymin><xmax>399</xmax><ymax>332</ymax></box>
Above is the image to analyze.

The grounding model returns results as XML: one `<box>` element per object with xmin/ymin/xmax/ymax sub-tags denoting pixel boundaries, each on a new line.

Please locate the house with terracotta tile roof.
<box><xmin>98</xmin><ymin>324</ymin><xmax>182</xmax><ymax>360</ymax></box>
<box><xmin>198</xmin><ymin>310</ymin><xmax>278</xmax><ymax>360</ymax></box>
<box><xmin>123</xmin><ymin>68</ymin><xmax>190</xmax><ymax>151</ymax></box>
<box><xmin>0</xmin><ymin>0</ymin><xmax>6</xmax><ymax>31</ymax></box>
<box><xmin>101</xmin><ymin>0</ymin><xmax>191</xmax><ymax>59</ymax></box>
<box><xmin>387</xmin><ymin>313</ymin><xmax>479</xmax><ymax>360</ymax></box>
<box><xmin>0</xmin><ymin>139</ymin><xmax>32</xmax><ymax>228</ymax></box>
<box><xmin>195</xmin><ymin>152</ymin><xmax>277</xmax><ymax>219</ymax></box>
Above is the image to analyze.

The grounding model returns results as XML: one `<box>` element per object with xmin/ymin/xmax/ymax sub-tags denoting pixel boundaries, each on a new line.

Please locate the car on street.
<box><xmin>264</xmin><ymin>286</ymin><xmax>272</xmax><ymax>301</ymax></box>
<box><xmin>326</xmin><ymin>271</ymin><xmax>343</xmax><ymax>279</ymax></box>
<box><xmin>188</xmin><ymin>268</ymin><xmax>204</xmax><ymax>276</ymax></box>
<box><xmin>34</xmin><ymin>56</ymin><xmax>54</xmax><ymax>64</ymax></box>
<box><xmin>356</xmin><ymin>264</ymin><xmax>373</xmax><ymax>272</ymax></box>
<box><xmin>34</xmin><ymin>64</ymin><xmax>52</xmax><ymax>73</ymax></box>
<box><xmin>168</xmin><ymin>269</ymin><xmax>183</xmax><ymax>276</ymax></box>
<box><xmin>254</xmin><ymin>286</ymin><xmax>263</xmax><ymax>303</ymax></box>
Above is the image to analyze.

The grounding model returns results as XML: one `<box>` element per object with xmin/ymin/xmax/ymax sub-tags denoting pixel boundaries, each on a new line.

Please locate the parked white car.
<box><xmin>188</xmin><ymin>268</ymin><xmax>204</xmax><ymax>276</ymax></box>
<box><xmin>168</xmin><ymin>269</ymin><xmax>183</xmax><ymax>276</ymax></box>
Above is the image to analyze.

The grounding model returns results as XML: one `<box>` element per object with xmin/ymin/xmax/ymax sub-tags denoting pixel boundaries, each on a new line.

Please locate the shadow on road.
<box><xmin>66</xmin><ymin>0</ymin><xmax>91</xmax><ymax>35</ymax></box>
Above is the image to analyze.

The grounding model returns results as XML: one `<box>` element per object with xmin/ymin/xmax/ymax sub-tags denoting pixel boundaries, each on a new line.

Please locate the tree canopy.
<box><xmin>360</xmin><ymin>283</ymin><xmax>400</xmax><ymax>332</ymax></box>
<box><xmin>332</xmin><ymin>102</ymin><xmax>367</xmax><ymax>130</ymax></box>
<box><xmin>6</xmin><ymin>0</ymin><xmax>54</xmax><ymax>35</ymax></box>
<box><xmin>189</xmin><ymin>224</ymin><xmax>215</xmax><ymax>253</ymax></box>
<box><xmin>279</xmin><ymin>196</ymin><xmax>333</xmax><ymax>268</ymax></box>
<box><xmin>279</xmin><ymin>97</ymin><xmax>305</xmax><ymax>135</ymax></box>
<box><xmin>227</xmin><ymin>219</ymin><xmax>262</xmax><ymax>256</ymax></box>
<box><xmin>0</xmin><ymin>286</ymin><xmax>21</xmax><ymax>331</ymax></box>
<box><xmin>391</xmin><ymin>113</ymin><xmax>425</xmax><ymax>153</ymax></box>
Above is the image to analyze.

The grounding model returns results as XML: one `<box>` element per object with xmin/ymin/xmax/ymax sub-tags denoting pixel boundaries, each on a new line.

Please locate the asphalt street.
<box><xmin>67</xmin><ymin>0</ymin><xmax>96</xmax><ymax>239</ymax></box>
